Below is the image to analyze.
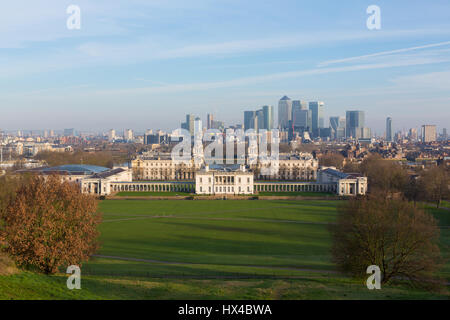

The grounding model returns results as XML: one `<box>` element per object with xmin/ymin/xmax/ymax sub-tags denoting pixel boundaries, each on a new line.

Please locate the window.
<box><xmin>247</xmin><ymin>178</ymin><xmax>250</xmax><ymax>183</ymax></box>
<box><xmin>200</xmin><ymin>187</ymin><xmax>202</xmax><ymax>192</ymax></box>
<box><xmin>199</xmin><ymin>178</ymin><xmax>202</xmax><ymax>183</ymax></box>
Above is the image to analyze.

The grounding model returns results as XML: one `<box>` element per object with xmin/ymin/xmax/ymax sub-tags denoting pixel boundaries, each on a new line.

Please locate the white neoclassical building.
<box><xmin>317</xmin><ymin>167</ymin><xmax>368</xmax><ymax>196</ymax></box>
<box><xmin>195</xmin><ymin>164</ymin><xmax>254</xmax><ymax>195</ymax></box>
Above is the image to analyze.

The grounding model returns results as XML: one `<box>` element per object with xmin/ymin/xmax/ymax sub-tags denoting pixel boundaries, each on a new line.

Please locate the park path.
<box><xmin>103</xmin><ymin>214</ymin><xmax>332</xmax><ymax>225</ymax></box>
<box><xmin>91</xmin><ymin>254</ymin><xmax>339</xmax><ymax>274</ymax></box>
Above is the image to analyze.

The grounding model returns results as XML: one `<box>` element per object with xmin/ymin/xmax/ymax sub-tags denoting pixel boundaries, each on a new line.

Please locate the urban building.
<box><xmin>244</xmin><ymin>110</ymin><xmax>257</xmax><ymax>130</ymax></box>
<box><xmin>107</xmin><ymin>129</ymin><xmax>116</xmax><ymax>142</ymax></box>
<box><xmin>422</xmin><ymin>125</ymin><xmax>437</xmax><ymax>143</ymax></box>
<box><xmin>181</xmin><ymin>114</ymin><xmax>195</xmax><ymax>136</ymax></box>
<box><xmin>386</xmin><ymin>117</ymin><xmax>393</xmax><ymax>142</ymax></box>
<box><xmin>330</xmin><ymin>116</ymin><xmax>346</xmax><ymax>140</ymax></box>
<box><xmin>346</xmin><ymin>111</ymin><xmax>365</xmax><ymax>139</ymax></box>
<box><xmin>309</xmin><ymin>101</ymin><xmax>325</xmax><ymax>137</ymax></box>
<box><xmin>195</xmin><ymin>164</ymin><xmax>254</xmax><ymax>195</ymax></box>
<box><xmin>207</xmin><ymin>114</ymin><xmax>213</xmax><ymax>130</ymax></box>
<box><xmin>262</xmin><ymin>105</ymin><xmax>274</xmax><ymax>130</ymax></box>
<box><xmin>278</xmin><ymin>96</ymin><xmax>292</xmax><ymax>129</ymax></box>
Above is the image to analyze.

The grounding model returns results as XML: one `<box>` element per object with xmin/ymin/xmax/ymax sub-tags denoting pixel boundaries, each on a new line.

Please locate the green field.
<box><xmin>0</xmin><ymin>199</ymin><xmax>449</xmax><ymax>299</ymax></box>
<box><xmin>258</xmin><ymin>191</ymin><xmax>334</xmax><ymax>197</ymax></box>
<box><xmin>116</xmin><ymin>191</ymin><xmax>192</xmax><ymax>197</ymax></box>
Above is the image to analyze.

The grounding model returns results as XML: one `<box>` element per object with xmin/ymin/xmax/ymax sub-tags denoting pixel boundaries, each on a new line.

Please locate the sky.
<box><xmin>0</xmin><ymin>0</ymin><xmax>449</xmax><ymax>134</ymax></box>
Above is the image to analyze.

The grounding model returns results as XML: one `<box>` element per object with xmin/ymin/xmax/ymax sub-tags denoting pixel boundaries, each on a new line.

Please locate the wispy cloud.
<box><xmin>318</xmin><ymin>41</ymin><xmax>450</xmax><ymax>67</ymax></box>
<box><xmin>96</xmin><ymin>55</ymin><xmax>450</xmax><ymax>96</ymax></box>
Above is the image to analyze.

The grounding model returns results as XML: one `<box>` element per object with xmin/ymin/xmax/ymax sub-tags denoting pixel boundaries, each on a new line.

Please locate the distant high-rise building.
<box><xmin>292</xmin><ymin>100</ymin><xmax>308</xmax><ymax>111</ymax></box>
<box><xmin>309</xmin><ymin>101</ymin><xmax>325</xmax><ymax>137</ymax></box>
<box><xmin>244</xmin><ymin>111</ymin><xmax>257</xmax><ymax>130</ymax></box>
<box><xmin>207</xmin><ymin>114</ymin><xmax>213</xmax><ymax>130</ymax></box>
<box><xmin>64</xmin><ymin>128</ymin><xmax>75</xmax><ymax>137</ymax></box>
<box><xmin>346</xmin><ymin>111</ymin><xmax>365</xmax><ymax>139</ymax></box>
<box><xmin>360</xmin><ymin>127</ymin><xmax>372</xmax><ymax>139</ymax></box>
<box><xmin>194</xmin><ymin>117</ymin><xmax>202</xmax><ymax>136</ymax></box>
<box><xmin>386</xmin><ymin>117</ymin><xmax>393</xmax><ymax>142</ymax></box>
<box><xmin>422</xmin><ymin>125</ymin><xmax>437</xmax><ymax>143</ymax></box>
<box><xmin>330</xmin><ymin>116</ymin><xmax>346</xmax><ymax>139</ymax></box>
<box><xmin>108</xmin><ymin>129</ymin><xmax>116</xmax><ymax>142</ymax></box>
<box><xmin>278</xmin><ymin>96</ymin><xmax>292</xmax><ymax>129</ymax></box>
<box><xmin>408</xmin><ymin>128</ymin><xmax>418</xmax><ymax>141</ymax></box>
<box><xmin>211</xmin><ymin>120</ymin><xmax>224</xmax><ymax>131</ymax></box>
<box><xmin>256</xmin><ymin>109</ymin><xmax>264</xmax><ymax>132</ymax></box>
<box><xmin>442</xmin><ymin>128</ymin><xmax>448</xmax><ymax>140</ymax></box>
<box><xmin>181</xmin><ymin>114</ymin><xmax>195</xmax><ymax>136</ymax></box>
<box><xmin>292</xmin><ymin>105</ymin><xmax>311</xmax><ymax>132</ymax></box>
<box><xmin>124</xmin><ymin>129</ymin><xmax>133</xmax><ymax>141</ymax></box>
<box><xmin>262</xmin><ymin>105</ymin><xmax>274</xmax><ymax>130</ymax></box>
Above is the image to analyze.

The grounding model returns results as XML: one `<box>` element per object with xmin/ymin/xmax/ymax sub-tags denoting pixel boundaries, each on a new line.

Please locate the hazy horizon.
<box><xmin>1</xmin><ymin>1</ymin><xmax>449</xmax><ymax>133</ymax></box>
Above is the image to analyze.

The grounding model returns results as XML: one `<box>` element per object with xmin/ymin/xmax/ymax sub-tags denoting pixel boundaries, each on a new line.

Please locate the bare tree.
<box><xmin>331</xmin><ymin>194</ymin><xmax>443</xmax><ymax>290</ymax></box>
<box><xmin>418</xmin><ymin>165</ymin><xmax>450</xmax><ymax>208</ymax></box>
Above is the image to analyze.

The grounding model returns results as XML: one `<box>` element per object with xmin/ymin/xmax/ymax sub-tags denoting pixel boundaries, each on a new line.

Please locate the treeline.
<box><xmin>320</xmin><ymin>153</ymin><xmax>449</xmax><ymax>207</ymax></box>
<box><xmin>34</xmin><ymin>150</ymin><xmax>128</xmax><ymax>168</ymax></box>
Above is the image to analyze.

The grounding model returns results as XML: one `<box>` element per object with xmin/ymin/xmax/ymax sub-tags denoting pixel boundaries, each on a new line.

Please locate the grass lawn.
<box><xmin>1</xmin><ymin>199</ymin><xmax>448</xmax><ymax>299</ymax></box>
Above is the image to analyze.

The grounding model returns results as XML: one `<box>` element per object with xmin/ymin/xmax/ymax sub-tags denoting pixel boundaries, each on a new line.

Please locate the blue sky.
<box><xmin>1</xmin><ymin>0</ymin><xmax>449</xmax><ymax>134</ymax></box>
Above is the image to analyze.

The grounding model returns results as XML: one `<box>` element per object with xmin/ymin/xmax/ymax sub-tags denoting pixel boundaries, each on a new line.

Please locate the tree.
<box><xmin>419</xmin><ymin>165</ymin><xmax>450</xmax><ymax>208</ymax></box>
<box><xmin>359</xmin><ymin>154</ymin><xmax>408</xmax><ymax>196</ymax></box>
<box><xmin>1</xmin><ymin>175</ymin><xmax>102</xmax><ymax>274</ymax></box>
<box><xmin>319</xmin><ymin>153</ymin><xmax>344</xmax><ymax>169</ymax></box>
<box><xmin>331</xmin><ymin>195</ymin><xmax>443</xmax><ymax>290</ymax></box>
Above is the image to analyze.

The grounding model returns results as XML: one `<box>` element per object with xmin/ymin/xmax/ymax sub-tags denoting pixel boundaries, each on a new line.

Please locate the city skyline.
<box><xmin>1</xmin><ymin>1</ymin><xmax>450</xmax><ymax>132</ymax></box>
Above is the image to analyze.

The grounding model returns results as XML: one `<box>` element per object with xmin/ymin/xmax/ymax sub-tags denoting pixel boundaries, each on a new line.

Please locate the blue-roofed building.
<box><xmin>40</xmin><ymin>164</ymin><xmax>110</xmax><ymax>175</ymax></box>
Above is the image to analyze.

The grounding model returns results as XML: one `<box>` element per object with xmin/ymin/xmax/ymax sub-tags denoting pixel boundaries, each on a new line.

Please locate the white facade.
<box><xmin>317</xmin><ymin>167</ymin><xmax>367</xmax><ymax>196</ymax></box>
<box><xmin>81</xmin><ymin>167</ymin><xmax>133</xmax><ymax>195</ymax></box>
<box><xmin>195</xmin><ymin>165</ymin><xmax>254</xmax><ymax>195</ymax></box>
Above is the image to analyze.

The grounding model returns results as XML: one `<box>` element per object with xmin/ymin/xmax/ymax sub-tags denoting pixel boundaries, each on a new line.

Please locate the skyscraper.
<box><xmin>262</xmin><ymin>105</ymin><xmax>274</xmax><ymax>130</ymax></box>
<box><xmin>244</xmin><ymin>111</ymin><xmax>257</xmax><ymax>130</ymax></box>
<box><xmin>309</xmin><ymin>101</ymin><xmax>324</xmax><ymax>137</ymax></box>
<box><xmin>422</xmin><ymin>125</ymin><xmax>437</xmax><ymax>142</ymax></box>
<box><xmin>330</xmin><ymin>116</ymin><xmax>346</xmax><ymax>139</ymax></box>
<box><xmin>124</xmin><ymin>129</ymin><xmax>133</xmax><ymax>141</ymax></box>
<box><xmin>346</xmin><ymin>111</ymin><xmax>365</xmax><ymax>139</ymax></box>
<box><xmin>256</xmin><ymin>109</ymin><xmax>264</xmax><ymax>132</ymax></box>
<box><xmin>194</xmin><ymin>117</ymin><xmax>202</xmax><ymax>136</ymax></box>
<box><xmin>278</xmin><ymin>96</ymin><xmax>292</xmax><ymax>129</ymax></box>
<box><xmin>386</xmin><ymin>117</ymin><xmax>393</xmax><ymax>142</ymax></box>
<box><xmin>108</xmin><ymin>129</ymin><xmax>116</xmax><ymax>141</ymax></box>
<box><xmin>292</xmin><ymin>103</ymin><xmax>311</xmax><ymax>132</ymax></box>
<box><xmin>207</xmin><ymin>114</ymin><xmax>213</xmax><ymax>130</ymax></box>
<box><xmin>181</xmin><ymin>114</ymin><xmax>195</xmax><ymax>136</ymax></box>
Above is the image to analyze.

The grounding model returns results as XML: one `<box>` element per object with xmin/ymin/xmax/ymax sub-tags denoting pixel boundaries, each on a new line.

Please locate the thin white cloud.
<box><xmin>318</xmin><ymin>41</ymin><xmax>450</xmax><ymax>67</ymax></box>
<box><xmin>95</xmin><ymin>55</ymin><xmax>450</xmax><ymax>96</ymax></box>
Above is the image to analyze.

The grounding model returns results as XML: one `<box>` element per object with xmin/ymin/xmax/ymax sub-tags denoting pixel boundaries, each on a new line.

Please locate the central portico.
<box><xmin>195</xmin><ymin>164</ymin><xmax>254</xmax><ymax>195</ymax></box>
